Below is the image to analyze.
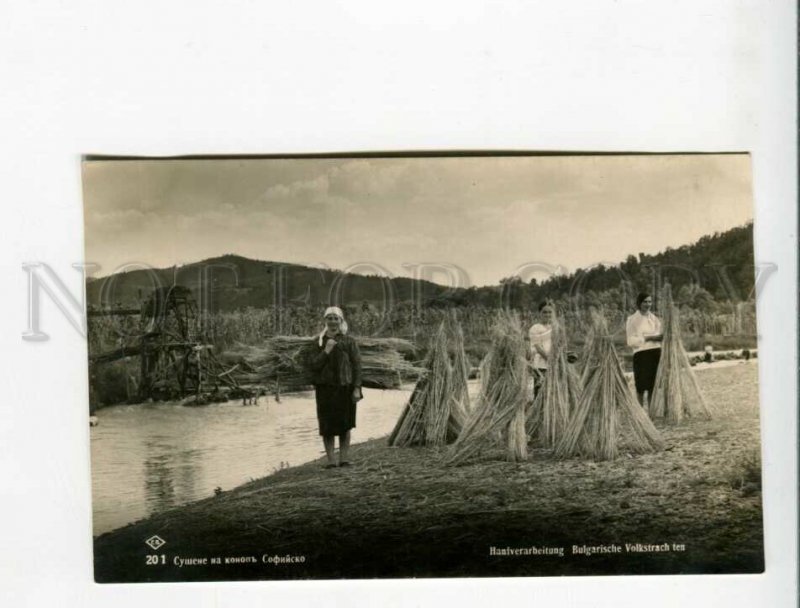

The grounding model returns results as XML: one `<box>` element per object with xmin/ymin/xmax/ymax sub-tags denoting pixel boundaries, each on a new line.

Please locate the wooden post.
<box><xmin>196</xmin><ymin>348</ymin><xmax>202</xmax><ymax>399</ymax></box>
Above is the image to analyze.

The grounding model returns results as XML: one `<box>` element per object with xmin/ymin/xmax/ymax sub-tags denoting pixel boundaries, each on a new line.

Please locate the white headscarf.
<box><xmin>318</xmin><ymin>306</ymin><xmax>348</xmax><ymax>345</ymax></box>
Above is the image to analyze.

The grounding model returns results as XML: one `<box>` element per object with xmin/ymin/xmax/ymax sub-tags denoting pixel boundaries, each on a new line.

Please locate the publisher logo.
<box><xmin>145</xmin><ymin>535</ymin><xmax>166</xmax><ymax>550</ymax></box>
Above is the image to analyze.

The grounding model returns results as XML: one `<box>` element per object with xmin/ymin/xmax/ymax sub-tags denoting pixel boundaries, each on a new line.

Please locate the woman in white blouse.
<box><xmin>625</xmin><ymin>292</ymin><xmax>663</xmax><ymax>407</ymax></box>
<box><xmin>529</xmin><ymin>301</ymin><xmax>554</xmax><ymax>398</ymax></box>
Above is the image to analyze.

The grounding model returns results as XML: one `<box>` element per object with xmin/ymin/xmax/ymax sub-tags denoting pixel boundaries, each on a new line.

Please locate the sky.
<box><xmin>82</xmin><ymin>155</ymin><xmax>754</xmax><ymax>287</ymax></box>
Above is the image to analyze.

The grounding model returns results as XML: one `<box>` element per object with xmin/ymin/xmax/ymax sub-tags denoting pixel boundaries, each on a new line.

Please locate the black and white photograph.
<box><xmin>3</xmin><ymin>1</ymin><xmax>795</xmax><ymax>606</ymax></box>
<box><xmin>83</xmin><ymin>154</ymin><xmax>764</xmax><ymax>582</ymax></box>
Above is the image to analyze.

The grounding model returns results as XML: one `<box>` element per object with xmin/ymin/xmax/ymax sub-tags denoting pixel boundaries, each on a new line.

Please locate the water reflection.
<box><xmin>142</xmin><ymin>444</ymin><xmax>204</xmax><ymax>516</ymax></box>
<box><xmin>91</xmin><ymin>387</ymin><xmax>411</xmax><ymax>535</ymax></box>
<box><xmin>143</xmin><ymin>452</ymin><xmax>176</xmax><ymax>513</ymax></box>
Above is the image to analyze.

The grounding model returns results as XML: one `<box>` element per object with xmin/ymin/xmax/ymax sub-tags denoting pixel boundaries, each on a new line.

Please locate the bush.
<box><xmin>90</xmin><ymin>359</ymin><xmax>138</xmax><ymax>410</ymax></box>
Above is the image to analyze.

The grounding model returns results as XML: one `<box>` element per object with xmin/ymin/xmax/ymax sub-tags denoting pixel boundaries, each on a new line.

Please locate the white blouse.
<box><xmin>528</xmin><ymin>323</ymin><xmax>552</xmax><ymax>369</ymax></box>
<box><xmin>625</xmin><ymin>311</ymin><xmax>662</xmax><ymax>353</ymax></box>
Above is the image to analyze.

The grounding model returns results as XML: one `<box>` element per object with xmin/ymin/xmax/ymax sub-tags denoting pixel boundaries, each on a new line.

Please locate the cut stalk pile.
<box><xmin>388</xmin><ymin>321</ymin><xmax>463</xmax><ymax>446</ymax></box>
<box><xmin>220</xmin><ymin>336</ymin><xmax>421</xmax><ymax>393</ymax></box>
<box><xmin>448</xmin><ymin>311</ymin><xmax>471</xmax><ymax>427</ymax></box>
<box><xmin>445</xmin><ymin>312</ymin><xmax>528</xmax><ymax>465</ymax></box>
<box><xmin>555</xmin><ymin>315</ymin><xmax>664</xmax><ymax>461</ymax></box>
<box><xmin>649</xmin><ymin>284</ymin><xmax>712</xmax><ymax>422</ymax></box>
<box><xmin>526</xmin><ymin>314</ymin><xmax>581</xmax><ymax>448</ymax></box>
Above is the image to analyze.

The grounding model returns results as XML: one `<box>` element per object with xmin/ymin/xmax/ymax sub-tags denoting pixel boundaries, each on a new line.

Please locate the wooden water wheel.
<box><xmin>139</xmin><ymin>285</ymin><xmax>201</xmax><ymax>400</ymax></box>
<box><xmin>90</xmin><ymin>285</ymin><xmax>257</xmax><ymax>406</ymax></box>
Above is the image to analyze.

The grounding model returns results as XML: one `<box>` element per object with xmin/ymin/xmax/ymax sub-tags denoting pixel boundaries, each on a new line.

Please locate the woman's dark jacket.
<box><xmin>307</xmin><ymin>334</ymin><xmax>362</xmax><ymax>387</ymax></box>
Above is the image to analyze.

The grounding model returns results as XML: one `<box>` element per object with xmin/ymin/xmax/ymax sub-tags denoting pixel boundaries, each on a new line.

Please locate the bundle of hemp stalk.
<box><xmin>388</xmin><ymin>319</ymin><xmax>468</xmax><ymax>447</ymax></box>
<box><xmin>445</xmin><ymin>312</ymin><xmax>528</xmax><ymax>465</ymax></box>
<box><xmin>555</xmin><ymin>314</ymin><xmax>664</xmax><ymax>461</ymax></box>
<box><xmin>525</xmin><ymin>313</ymin><xmax>581</xmax><ymax>448</ymax></box>
<box><xmin>220</xmin><ymin>335</ymin><xmax>421</xmax><ymax>392</ymax></box>
<box><xmin>648</xmin><ymin>284</ymin><xmax>712</xmax><ymax>422</ymax></box>
<box><xmin>448</xmin><ymin>311</ymin><xmax>472</xmax><ymax>419</ymax></box>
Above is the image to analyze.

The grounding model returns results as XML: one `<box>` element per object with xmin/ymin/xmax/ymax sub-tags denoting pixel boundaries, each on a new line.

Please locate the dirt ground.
<box><xmin>93</xmin><ymin>362</ymin><xmax>763</xmax><ymax>582</ymax></box>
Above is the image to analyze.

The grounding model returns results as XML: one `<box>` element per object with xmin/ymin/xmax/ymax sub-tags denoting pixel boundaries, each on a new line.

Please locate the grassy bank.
<box><xmin>93</xmin><ymin>363</ymin><xmax>763</xmax><ymax>582</ymax></box>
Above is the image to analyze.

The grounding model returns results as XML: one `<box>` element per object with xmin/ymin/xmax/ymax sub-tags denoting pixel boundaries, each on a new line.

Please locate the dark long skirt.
<box><xmin>632</xmin><ymin>348</ymin><xmax>661</xmax><ymax>394</ymax></box>
<box><xmin>532</xmin><ymin>367</ymin><xmax>547</xmax><ymax>400</ymax></box>
<box><xmin>314</xmin><ymin>384</ymin><xmax>357</xmax><ymax>437</ymax></box>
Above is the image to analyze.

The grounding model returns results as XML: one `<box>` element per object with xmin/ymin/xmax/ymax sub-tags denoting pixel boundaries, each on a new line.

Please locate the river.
<box><xmin>90</xmin><ymin>386</ymin><xmax>412</xmax><ymax>536</ymax></box>
<box><xmin>91</xmin><ymin>359</ymin><xmax>749</xmax><ymax>536</ymax></box>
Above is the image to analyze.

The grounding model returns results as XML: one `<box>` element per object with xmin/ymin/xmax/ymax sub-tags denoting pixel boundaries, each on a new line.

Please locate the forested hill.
<box><xmin>85</xmin><ymin>222</ymin><xmax>755</xmax><ymax>312</ymax></box>
<box><xmin>84</xmin><ymin>255</ymin><xmax>452</xmax><ymax>312</ymax></box>
<box><xmin>462</xmin><ymin>222</ymin><xmax>756</xmax><ymax>311</ymax></box>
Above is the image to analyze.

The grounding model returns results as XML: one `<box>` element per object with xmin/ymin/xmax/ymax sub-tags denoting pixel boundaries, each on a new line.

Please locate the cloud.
<box><xmin>83</xmin><ymin>155</ymin><xmax>754</xmax><ymax>285</ymax></box>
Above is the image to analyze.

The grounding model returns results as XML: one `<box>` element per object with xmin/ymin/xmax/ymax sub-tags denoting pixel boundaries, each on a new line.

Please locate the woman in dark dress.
<box><xmin>625</xmin><ymin>292</ymin><xmax>663</xmax><ymax>407</ymax></box>
<box><xmin>307</xmin><ymin>306</ymin><xmax>363</xmax><ymax>468</ymax></box>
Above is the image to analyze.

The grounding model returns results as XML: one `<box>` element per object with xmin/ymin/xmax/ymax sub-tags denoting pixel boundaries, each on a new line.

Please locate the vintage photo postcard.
<box><xmin>82</xmin><ymin>154</ymin><xmax>763</xmax><ymax>583</ymax></box>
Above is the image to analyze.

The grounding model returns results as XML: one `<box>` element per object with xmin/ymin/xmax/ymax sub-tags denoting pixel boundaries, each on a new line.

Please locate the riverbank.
<box><xmin>89</xmin><ymin>386</ymin><xmax>413</xmax><ymax>535</ymax></box>
<box><xmin>93</xmin><ymin>362</ymin><xmax>763</xmax><ymax>582</ymax></box>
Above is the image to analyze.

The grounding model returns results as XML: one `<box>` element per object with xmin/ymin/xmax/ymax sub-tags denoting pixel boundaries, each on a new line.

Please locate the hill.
<box><xmin>85</xmin><ymin>254</ymin><xmax>450</xmax><ymax>313</ymax></box>
<box><xmin>85</xmin><ymin>222</ymin><xmax>756</xmax><ymax>313</ymax></box>
<box><xmin>443</xmin><ymin>222</ymin><xmax>756</xmax><ymax>310</ymax></box>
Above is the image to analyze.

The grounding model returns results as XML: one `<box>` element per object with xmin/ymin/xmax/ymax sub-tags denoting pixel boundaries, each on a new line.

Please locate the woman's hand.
<box><xmin>324</xmin><ymin>339</ymin><xmax>337</xmax><ymax>354</ymax></box>
<box><xmin>352</xmin><ymin>387</ymin><xmax>363</xmax><ymax>402</ymax></box>
<box><xmin>534</xmin><ymin>344</ymin><xmax>548</xmax><ymax>359</ymax></box>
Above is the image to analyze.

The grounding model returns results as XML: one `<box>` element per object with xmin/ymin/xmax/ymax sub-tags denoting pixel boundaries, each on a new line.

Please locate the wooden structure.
<box><xmin>89</xmin><ymin>286</ymin><xmax>257</xmax><ymax>404</ymax></box>
<box><xmin>138</xmin><ymin>286</ymin><xmax>200</xmax><ymax>399</ymax></box>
